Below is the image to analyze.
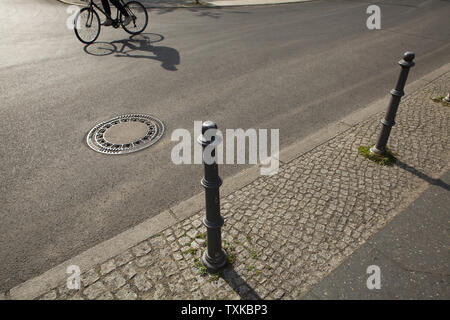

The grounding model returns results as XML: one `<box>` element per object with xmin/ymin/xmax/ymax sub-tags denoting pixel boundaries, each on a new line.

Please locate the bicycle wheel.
<box><xmin>74</xmin><ymin>7</ymin><xmax>101</xmax><ymax>44</ymax></box>
<box><xmin>121</xmin><ymin>1</ymin><xmax>148</xmax><ymax>35</ymax></box>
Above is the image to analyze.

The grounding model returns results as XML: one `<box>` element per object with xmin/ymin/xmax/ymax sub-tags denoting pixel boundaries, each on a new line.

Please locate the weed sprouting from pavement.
<box><xmin>194</xmin><ymin>258</ymin><xmax>208</xmax><ymax>276</ymax></box>
<box><xmin>359</xmin><ymin>145</ymin><xmax>397</xmax><ymax>166</ymax></box>
<box><xmin>183</xmin><ymin>248</ymin><xmax>198</xmax><ymax>255</ymax></box>
<box><xmin>431</xmin><ymin>96</ymin><xmax>450</xmax><ymax>107</ymax></box>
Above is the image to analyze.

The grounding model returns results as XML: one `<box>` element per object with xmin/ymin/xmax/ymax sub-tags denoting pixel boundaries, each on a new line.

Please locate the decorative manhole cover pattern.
<box><xmin>86</xmin><ymin>114</ymin><xmax>164</xmax><ymax>154</ymax></box>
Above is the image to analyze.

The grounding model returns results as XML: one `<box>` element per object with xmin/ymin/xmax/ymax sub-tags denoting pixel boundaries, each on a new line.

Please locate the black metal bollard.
<box><xmin>370</xmin><ymin>52</ymin><xmax>415</xmax><ymax>155</ymax></box>
<box><xmin>197</xmin><ymin>121</ymin><xmax>227</xmax><ymax>272</ymax></box>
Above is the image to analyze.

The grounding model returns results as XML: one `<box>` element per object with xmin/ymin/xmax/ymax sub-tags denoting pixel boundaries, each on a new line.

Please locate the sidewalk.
<box><xmin>3</xmin><ymin>65</ymin><xmax>449</xmax><ymax>300</ymax></box>
<box><xmin>303</xmin><ymin>170</ymin><xmax>449</xmax><ymax>299</ymax></box>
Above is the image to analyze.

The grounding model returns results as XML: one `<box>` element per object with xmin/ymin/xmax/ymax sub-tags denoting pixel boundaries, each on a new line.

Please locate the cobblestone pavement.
<box><xmin>32</xmin><ymin>72</ymin><xmax>450</xmax><ymax>300</ymax></box>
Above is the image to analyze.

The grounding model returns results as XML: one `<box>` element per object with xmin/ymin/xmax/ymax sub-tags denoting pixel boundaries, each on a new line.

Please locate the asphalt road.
<box><xmin>0</xmin><ymin>0</ymin><xmax>449</xmax><ymax>292</ymax></box>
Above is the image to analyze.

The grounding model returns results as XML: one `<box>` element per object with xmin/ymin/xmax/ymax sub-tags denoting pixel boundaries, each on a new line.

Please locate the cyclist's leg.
<box><xmin>101</xmin><ymin>0</ymin><xmax>112</xmax><ymax>17</ymax></box>
<box><xmin>110</xmin><ymin>0</ymin><xmax>129</xmax><ymax>17</ymax></box>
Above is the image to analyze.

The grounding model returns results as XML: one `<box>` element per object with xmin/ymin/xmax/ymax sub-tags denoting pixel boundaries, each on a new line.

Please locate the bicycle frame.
<box><xmin>86</xmin><ymin>0</ymin><xmax>131</xmax><ymax>26</ymax></box>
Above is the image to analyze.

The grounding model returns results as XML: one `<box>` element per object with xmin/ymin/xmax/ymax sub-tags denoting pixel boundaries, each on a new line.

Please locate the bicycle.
<box><xmin>74</xmin><ymin>0</ymin><xmax>148</xmax><ymax>44</ymax></box>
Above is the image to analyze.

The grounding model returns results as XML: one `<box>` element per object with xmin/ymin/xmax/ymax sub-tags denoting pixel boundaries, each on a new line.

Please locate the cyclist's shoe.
<box><xmin>122</xmin><ymin>16</ymin><xmax>133</xmax><ymax>27</ymax></box>
<box><xmin>102</xmin><ymin>18</ymin><xmax>113</xmax><ymax>26</ymax></box>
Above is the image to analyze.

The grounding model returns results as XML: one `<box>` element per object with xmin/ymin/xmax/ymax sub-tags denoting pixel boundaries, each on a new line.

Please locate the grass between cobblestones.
<box><xmin>431</xmin><ymin>96</ymin><xmax>450</xmax><ymax>107</ymax></box>
<box><xmin>192</xmin><ymin>231</ymin><xmax>264</xmax><ymax>283</ymax></box>
<box><xmin>358</xmin><ymin>145</ymin><xmax>397</xmax><ymax>166</ymax></box>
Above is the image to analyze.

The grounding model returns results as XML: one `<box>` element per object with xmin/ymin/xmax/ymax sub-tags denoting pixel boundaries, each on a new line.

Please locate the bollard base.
<box><xmin>360</xmin><ymin>145</ymin><xmax>397</xmax><ymax>166</ymax></box>
<box><xmin>201</xmin><ymin>249</ymin><xmax>228</xmax><ymax>273</ymax></box>
<box><xmin>369</xmin><ymin>145</ymin><xmax>384</xmax><ymax>155</ymax></box>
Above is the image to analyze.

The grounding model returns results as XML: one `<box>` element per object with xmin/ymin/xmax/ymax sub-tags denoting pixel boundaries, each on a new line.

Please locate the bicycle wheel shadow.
<box><xmin>83</xmin><ymin>33</ymin><xmax>180</xmax><ymax>71</ymax></box>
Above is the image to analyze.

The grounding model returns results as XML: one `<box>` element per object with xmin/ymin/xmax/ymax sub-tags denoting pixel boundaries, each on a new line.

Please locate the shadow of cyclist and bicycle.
<box><xmin>83</xmin><ymin>33</ymin><xmax>180</xmax><ymax>71</ymax></box>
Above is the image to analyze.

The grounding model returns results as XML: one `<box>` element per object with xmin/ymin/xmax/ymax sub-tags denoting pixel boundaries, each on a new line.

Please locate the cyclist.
<box><xmin>101</xmin><ymin>0</ymin><xmax>132</xmax><ymax>26</ymax></box>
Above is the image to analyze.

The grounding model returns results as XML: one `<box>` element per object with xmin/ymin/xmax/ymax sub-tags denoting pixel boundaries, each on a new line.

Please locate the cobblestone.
<box><xmin>135</xmin><ymin>254</ymin><xmax>155</xmax><ymax>268</ymax></box>
<box><xmin>121</xmin><ymin>262</ymin><xmax>138</xmax><ymax>280</ymax></box>
<box><xmin>115</xmin><ymin>284</ymin><xmax>138</xmax><ymax>300</ymax></box>
<box><xmin>115</xmin><ymin>250</ymin><xmax>134</xmax><ymax>267</ymax></box>
<box><xmin>103</xmin><ymin>271</ymin><xmax>127</xmax><ymax>291</ymax></box>
<box><xmin>100</xmin><ymin>260</ymin><xmax>116</xmax><ymax>276</ymax></box>
<box><xmin>39</xmin><ymin>289</ymin><xmax>57</xmax><ymax>300</ymax></box>
<box><xmin>81</xmin><ymin>269</ymin><xmax>100</xmax><ymax>287</ymax></box>
<box><xmin>98</xmin><ymin>292</ymin><xmax>114</xmax><ymax>300</ymax></box>
<box><xmin>133</xmin><ymin>274</ymin><xmax>154</xmax><ymax>292</ymax></box>
<box><xmin>83</xmin><ymin>281</ymin><xmax>108</xmax><ymax>300</ymax></box>
<box><xmin>132</xmin><ymin>241</ymin><xmax>152</xmax><ymax>257</ymax></box>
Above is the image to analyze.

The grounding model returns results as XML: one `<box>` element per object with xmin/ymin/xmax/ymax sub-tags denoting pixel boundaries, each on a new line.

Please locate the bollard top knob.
<box><xmin>403</xmin><ymin>51</ymin><xmax>415</xmax><ymax>62</ymax></box>
<box><xmin>198</xmin><ymin>121</ymin><xmax>220</xmax><ymax>146</ymax></box>
<box><xmin>201</xmin><ymin>121</ymin><xmax>217</xmax><ymax>135</ymax></box>
<box><xmin>399</xmin><ymin>51</ymin><xmax>415</xmax><ymax>68</ymax></box>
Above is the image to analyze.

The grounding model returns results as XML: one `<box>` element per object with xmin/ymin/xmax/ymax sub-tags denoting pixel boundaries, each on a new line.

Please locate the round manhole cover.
<box><xmin>86</xmin><ymin>114</ymin><xmax>164</xmax><ymax>154</ymax></box>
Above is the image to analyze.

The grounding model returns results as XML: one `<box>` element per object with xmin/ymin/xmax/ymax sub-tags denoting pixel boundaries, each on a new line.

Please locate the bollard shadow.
<box><xmin>220</xmin><ymin>266</ymin><xmax>262</xmax><ymax>300</ymax></box>
<box><xmin>83</xmin><ymin>33</ymin><xmax>180</xmax><ymax>71</ymax></box>
<box><xmin>396</xmin><ymin>159</ymin><xmax>450</xmax><ymax>191</ymax></box>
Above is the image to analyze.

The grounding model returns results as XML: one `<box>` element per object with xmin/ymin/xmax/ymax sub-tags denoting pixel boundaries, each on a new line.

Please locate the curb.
<box><xmin>5</xmin><ymin>63</ymin><xmax>450</xmax><ymax>300</ymax></box>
